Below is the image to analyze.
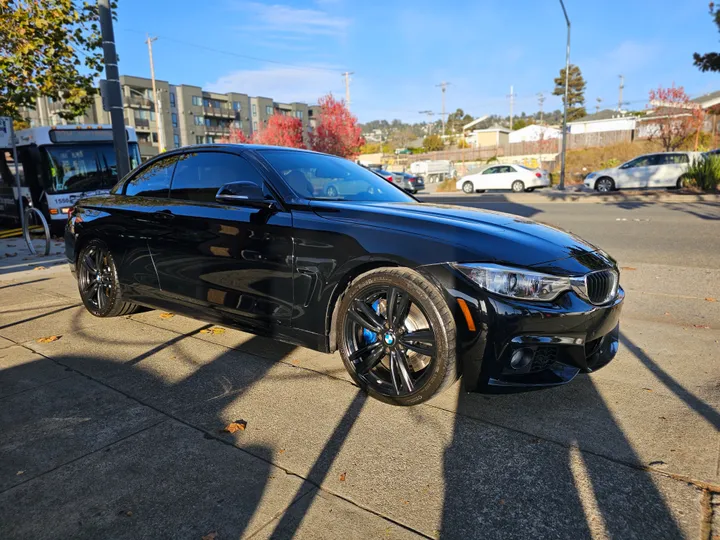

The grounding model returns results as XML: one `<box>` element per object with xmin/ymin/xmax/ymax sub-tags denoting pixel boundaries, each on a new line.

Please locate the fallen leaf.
<box><xmin>664</xmin><ymin>312</ymin><xmax>671</xmax><ymax>316</ymax></box>
<box><xmin>693</xmin><ymin>324</ymin><xmax>711</xmax><ymax>329</ymax></box>
<box><xmin>499</xmin><ymin>499</ymin><xmax>506</xmax><ymax>505</ymax></box>
<box><xmin>339</xmin><ymin>472</ymin><xmax>346</xmax><ymax>482</ymax></box>
<box><xmin>620</xmin><ymin>266</ymin><xmax>637</xmax><ymax>271</ymax></box>
<box><xmin>642</xmin><ymin>387</ymin><xmax>653</xmax><ymax>392</ymax></box>
<box><xmin>117</xmin><ymin>510</ymin><xmax>133</xmax><ymax>517</ymax></box>
<box><xmin>648</xmin><ymin>460</ymin><xmax>666</xmax><ymax>467</ymax></box>
<box><xmin>278</xmin><ymin>449</ymin><xmax>285</xmax><ymax>454</ymax></box>
<box><xmin>659</xmin><ymin>416</ymin><xmax>667</xmax><ymax>420</ymax></box>
<box><xmin>201</xmin><ymin>532</ymin><xmax>218</xmax><ymax>540</ymax></box>
<box><xmin>36</xmin><ymin>335</ymin><xmax>61</xmax><ymax>343</ymax></box>
<box><xmin>222</xmin><ymin>420</ymin><xmax>247</xmax><ymax>434</ymax></box>
<box><xmin>200</xmin><ymin>327</ymin><xmax>225</xmax><ymax>335</ymax></box>
<box><xmin>32</xmin><ymin>266</ymin><xmax>47</xmax><ymax>271</ymax></box>
<box><xmin>16</xmin><ymin>471</ymin><xmax>24</xmax><ymax>476</ymax></box>
<box><xmin>159</xmin><ymin>312</ymin><xmax>175</xmax><ymax>319</ymax></box>
<box><xmin>705</xmin><ymin>297</ymin><xmax>717</xmax><ymax>302</ymax></box>
<box><xmin>291</xmin><ymin>359</ymin><xmax>300</xmax><ymax>366</ymax></box>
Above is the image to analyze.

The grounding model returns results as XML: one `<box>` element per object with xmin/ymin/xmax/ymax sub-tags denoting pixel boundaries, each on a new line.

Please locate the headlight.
<box><xmin>451</xmin><ymin>263</ymin><xmax>571</xmax><ymax>301</ymax></box>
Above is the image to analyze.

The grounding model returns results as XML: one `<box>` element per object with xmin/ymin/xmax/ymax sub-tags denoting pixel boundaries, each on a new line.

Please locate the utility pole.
<box><xmin>342</xmin><ymin>72</ymin><xmax>354</xmax><ymax>108</ymax></box>
<box><xmin>507</xmin><ymin>85</ymin><xmax>516</xmax><ymax>130</ymax></box>
<box><xmin>537</xmin><ymin>92</ymin><xmax>546</xmax><ymax>124</ymax></box>
<box><xmin>419</xmin><ymin>110</ymin><xmax>435</xmax><ymax>135</ymax></box>
<box><xmin>618</xmin><ymin>75</ymin><xmax>625</xmax><ymax>112</ymax></box>
<box><xmin>436</xmin><ymin>82</ymin><xmax>450</xmax><ymax>136</ymax></box>
<box><xmin>596</xmin><ymin>97</ymin><xmax>602</xmax><ymax>113</ymax></box>
<box><xmin>559</xmin><ymin>0</ymin><xmax>571</xmax><ymax>191</ymax></box>
<box><xmin>146</xmin><ymin>35</ymin><xmax>166</xmax><ymax>153</ymax></box>
<box><xmin>98</xmin><ymin>0</ymin><xmax>130</xmax><ymax>179</ymax></box>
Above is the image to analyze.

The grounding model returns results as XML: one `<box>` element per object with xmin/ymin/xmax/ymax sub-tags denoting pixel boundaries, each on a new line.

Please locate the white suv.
<box><xmin>584</xmin><ymin>152</ymin><xmax>700</xmax><ymax>192</ymax></box>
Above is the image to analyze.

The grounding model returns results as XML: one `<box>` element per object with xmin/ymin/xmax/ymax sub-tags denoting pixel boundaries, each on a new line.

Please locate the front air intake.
<box><xmin>584</xmin><ymin>269</ymin><xmax>619</xmax><ymax>305</ymax></box>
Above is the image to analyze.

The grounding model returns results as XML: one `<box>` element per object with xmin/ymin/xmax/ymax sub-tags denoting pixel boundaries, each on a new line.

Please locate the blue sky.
<box><xmin>112</xmin><ymin>0</ymin><xmax>719</xmax><ymax>123</ymax></box>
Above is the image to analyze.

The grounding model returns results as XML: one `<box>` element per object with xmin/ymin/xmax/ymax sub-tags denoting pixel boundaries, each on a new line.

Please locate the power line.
<box><xmin>120</xmin><ymin>28</ymin><xmax>347</xmax><ymax>74</ymax></box>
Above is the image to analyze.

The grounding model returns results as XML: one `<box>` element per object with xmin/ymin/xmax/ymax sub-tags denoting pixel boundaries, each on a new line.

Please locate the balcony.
<box><xmin>203</xmin><ymin>106</ymin><xmax>235</xmax><ymax>118</ymax></box>
<box><xmin>134</xmin><ymin>118</ymin><xmax>151</xmax><ymax>130</ymax></box>
<box><xmin>205</xmin><ymin>125</ymin><xmax>230</xmax><ymax>136</ymax></box>
<box><xmin>124</xmin><ymin>95</ymin><xmax>154</xmax><ymax>109</ymax></box>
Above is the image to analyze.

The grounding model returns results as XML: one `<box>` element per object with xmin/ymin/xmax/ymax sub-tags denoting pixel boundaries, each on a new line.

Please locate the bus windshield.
<box><xmin>40</xmin><ymin>143</ymin><xmax>141</xmax><ymax>194</ymax></box>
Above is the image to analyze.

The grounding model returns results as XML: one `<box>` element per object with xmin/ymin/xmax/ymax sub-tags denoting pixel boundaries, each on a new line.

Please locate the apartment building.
<box><xmin>20</xmin><ymin>75</ymin><xmax>320</xmax><ymax>160</ymax></box>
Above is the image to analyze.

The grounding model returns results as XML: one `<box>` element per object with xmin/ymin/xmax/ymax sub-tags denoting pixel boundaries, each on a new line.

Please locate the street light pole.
<box><xmin>559</xmin><ymin>0</ymin><xmax>571</xmax><ymax>191</ymax></box>
<box><xmin>98</xmin><ymin>0</ymin><xmax>130</xmax><ymax>179</ymax></box>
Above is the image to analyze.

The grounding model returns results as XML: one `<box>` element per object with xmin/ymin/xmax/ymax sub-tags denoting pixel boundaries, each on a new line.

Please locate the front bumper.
<box><xmin>419</xmin><ymin>264</ymin><xmax>624</xmax><ymax>391</ymax></box>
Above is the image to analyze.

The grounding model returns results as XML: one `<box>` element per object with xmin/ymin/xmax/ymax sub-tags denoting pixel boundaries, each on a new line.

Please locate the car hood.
<box><xmin>588</xmin><ymin>167</ymin><xmax>619</xmax><ymax>177</ymax></box>
<box><xmin>310</xmin><ymin>201</ymin><xmax>613</xmax><ymax>274</ymax></box>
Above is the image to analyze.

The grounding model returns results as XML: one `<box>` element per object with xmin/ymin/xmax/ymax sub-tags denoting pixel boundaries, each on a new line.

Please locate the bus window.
<box><xmin>0</xmin><ymin>150</ymin><xmax>24</xmax><ymax>187</ymax></box>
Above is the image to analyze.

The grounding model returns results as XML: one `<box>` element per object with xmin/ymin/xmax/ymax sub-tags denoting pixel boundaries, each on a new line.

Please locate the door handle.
<box><xmin>153</xmin><ymin>210</ymin><xmax>175</xmax><ymax>220</ymax></box>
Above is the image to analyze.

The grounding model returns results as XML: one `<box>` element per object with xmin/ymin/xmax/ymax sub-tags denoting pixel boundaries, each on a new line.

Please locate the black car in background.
<box><xmin>66</xmin><ymin>145</ymin><xmax>623</xmax><ymax>405</ymax></box>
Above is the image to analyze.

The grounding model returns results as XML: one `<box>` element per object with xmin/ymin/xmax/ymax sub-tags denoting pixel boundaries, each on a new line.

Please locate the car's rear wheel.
<box><xmin>462</xmin><ymin>181</ymin><xmax>474</xmax><ymax>194</ymax></box>
<box><xmin>511</xmin><ymin>180</ymin><xmax>525</xmax><ymax>192</ymax></box>
<box><xmin>77</xmin><ymin>240</ymin><xmax>138</xmax><ymax>317</ymax></box>
<box><xmin>595</xmin><ymin>177</ymin><xmax>615</xmax><ymax>192</ymax></box>
<box><xmin>326</xmin><ymin>185</ymin><xmax>338</xmax><ymax>197</ymax></box>
<box><xmin>336</xmin><ymin>268</ymin><xmax>457</xmax><ymax>406</ymax></box>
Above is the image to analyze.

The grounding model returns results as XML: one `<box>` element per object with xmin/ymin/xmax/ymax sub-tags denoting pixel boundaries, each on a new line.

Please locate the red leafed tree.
<box><xmin>646</xmin><ymin>85</ymin><xmax>704</xmax><ymax>151</ymax></box>
<box><xmin>309</xmin><ymin>94</ymin><xmax>365</xmax><ymax>158</ymax></box>
<box><xmin>253</xmin><ymin>114</ymin><xmax>306</xmax><ymax>148</ymax></box>
<box><xmin>218</xmin><ymin>127</ymin><xmax>250</xmax><ymax>144</ymax></box>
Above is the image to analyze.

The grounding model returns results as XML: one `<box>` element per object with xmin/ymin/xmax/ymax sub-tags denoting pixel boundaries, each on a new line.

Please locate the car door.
<box><xmin>479</xmin><ymin>166</ymin><xmax>501</xmax><ymax>189</ymax></box>
<box><xmin>150</xmin><ymin>149</ymin><xmax>295</xmax><ymax>331</ymax></box>
<box><xmin>617</xmin><ymin>155</ymin><xmax>653</xmax><ymax>188</ymax></box>
<box><xmin>653</xmin><ymin>153</ymin><xmax>688</xmax><ymax>187</ymax></box>
<box><xmin>111</xmin><ymin>154</ymin><xmax>182</xmax><ymax>301</ymax></box>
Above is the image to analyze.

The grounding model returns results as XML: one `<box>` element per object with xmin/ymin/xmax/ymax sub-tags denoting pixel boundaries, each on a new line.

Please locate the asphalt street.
<box><xmin>0</xmin><ymin>199</ymin><xmax>718</xmax><ymax>539</ymax></box>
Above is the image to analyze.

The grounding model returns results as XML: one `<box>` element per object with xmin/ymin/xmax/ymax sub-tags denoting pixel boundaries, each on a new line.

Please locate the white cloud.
<box><xmin>205</xmin><ymin>66</ymin><xmax>343</xmax><ymax>103</ymax></box>
<box><xmin>237</xmin><ymin>2</ymin><xmax>351</xmax><ymax>38</ymax></box>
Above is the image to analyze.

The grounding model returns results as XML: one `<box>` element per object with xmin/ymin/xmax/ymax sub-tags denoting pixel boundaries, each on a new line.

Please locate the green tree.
<box><xmin>694</xmin><ymin>3</ymin><xmax>720</xmax><ymax>72</ymax></box>
<box><xmin>553</xmin><ymin>64</ymin><xmax>587</xmax><ymax>121</ymax></box>
<box><xmin>0</xmin><ymin>1</ymin><xmax>113</xmax><ymax>120</ymax></box>
<box><xmin>446</xmin><ymin>108</ymin><xmax>474</xmax><ymax>134</ymax></box>
<box><xmin>423</xmin><ymin>134</ymin><xmax>444</xmax><ymax>152</ymax></box>
<box><xmin>512</xmin><ymin>119</ymin><xmax>529</xmax><ymax>130</ymax></box>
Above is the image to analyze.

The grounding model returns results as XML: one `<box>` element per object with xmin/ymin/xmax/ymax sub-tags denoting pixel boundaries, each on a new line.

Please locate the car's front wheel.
<box><xmin>462</xmin><ymin>181</ymin><xmax>474</xmax><ymax>194</ymax></box>
<box><xmin>326</xmin><ymin>185</ymin><xmax>339</xmax><ymax>197</ymax></box>
<box><xmin>595</xmin><ymin>177</ymin><xmax>615</xmax><ymax>192</ymax></box>
<box><xmin>336</xmin><ymin>268</ymin><xmax>457</xmax><ymax>406</ymax></box>
<box><xmin>511</xmin><ymin>180</ymin><xmax>525</xmax><ymax>192</ymax></box>
<box><xmin>77</xmin><ymin>240</ymin><xmax>138</xmax><ymax>317</ymax></box>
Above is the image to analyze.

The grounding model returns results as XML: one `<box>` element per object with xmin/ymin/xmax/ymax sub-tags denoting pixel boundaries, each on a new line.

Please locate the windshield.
<box><xmin>259</xmin><ymin>150</ymin><xmax>414</xmax><ymax>202</ymax></box>
<box><xmin>40</xmin><ymin>143</ymin><xmax>141</xmax><ymax>194</ymax></box>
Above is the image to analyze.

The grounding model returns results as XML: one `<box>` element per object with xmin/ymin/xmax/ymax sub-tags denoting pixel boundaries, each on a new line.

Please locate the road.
<box><xmin>0</xmin><ymin>200</ymin><xmax>718</xmax><ymax>539</ymax></box>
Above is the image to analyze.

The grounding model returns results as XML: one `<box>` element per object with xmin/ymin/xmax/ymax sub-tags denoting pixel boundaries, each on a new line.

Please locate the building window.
<box><xmin>295</xmin><ymin>111</ymin><xmax>303</xmax><ymax>119</ymax></box>
<box><xmin>252</xmin><ymin>104</ymin><xmax>257</xmax><ymax>116</ymax></box>
<box><xmin>266</xmin><ymin>105</ymin><xmax>273</xmax><ymax>115</ymax></box>
<box><xmin>253</xmin><ymin>121</ymin><xmax>258</xmax><ymax>131</ymax></box>
<box><xmin>196</xmin><ymin>136</ymin><xmax>204</xmax><ymax>144</ymax></box>
<box><xmin>151</xmin><ymin>132</ymin><xmax>159</xmax><ymax>143</ymax></box>
<box><xmin>233</xmin><ymin>101</ymin><xmax>242</xmax><ymax>111</ymax></box>
<box><xmin>174</xmin><ymin>134</ymin><xmax>180</xmax><ymax>148</ymax></box>
<box><xmin>149</xmin><ymin>111</ymin><xmax>156</xmax><ymax>121</ymax></box>
<box><xmin>233</xmin><ymin>120</ymin><xmax>242</xmax><ymax>129</ymax></box>
<box><xmin>145</xmin><ymin>89</ymin><xmax>153</xmax><ymax>100</ymax></box>
<box><xmin>135</xmin><ymin>110</ymin><xmax>148</xmax><ymax>120</ymax></box>
<box><xmin>206</xmin><ymin>136</ymin><xmax>215</xmax><ymax>144</ymax></box>
<box><xmin>194</xmin><ymin>115</ymin><xmax>204</xmax><ymax>126</ymax></box>
<box><xmin>171</xmin><ymin>113</ymin><xmax>178</xmax><ymax>127</ymax></box>
<box><xmin>204</xmin><ymin>117</ymin><xmax>211</xmax><ymax>127</ymax></box>
<box><xmin>192</xmin><ymin>96</ymin><xmax>202</xmax><ymax>106</ymax></box>
<box><xmin>169</xmin><ymin>93</ymin><xmax>176</xmax><ymax>107</ymax></box>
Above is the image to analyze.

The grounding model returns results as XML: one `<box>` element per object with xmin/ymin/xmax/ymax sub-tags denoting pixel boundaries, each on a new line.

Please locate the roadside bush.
<box><xmin>600</xmin><ymin>157</ymin><xmax>621</xmax><ymax>169</ymax></box>
<box><xmin>684</xmin><ymin>155</ymin><xmax>720</xmax><ymax>191</ymax></box>
<box><xmin>436</xmin><ymin>178</ymin><xmax>456</xmax><ymax>192</ymax></box>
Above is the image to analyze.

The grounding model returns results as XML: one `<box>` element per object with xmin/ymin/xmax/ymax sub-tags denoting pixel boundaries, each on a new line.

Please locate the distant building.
<box><xmin>568</xmin><ymin>109</ymin><xmax>638</xmax><ymax>135</ymax></box>
<box><xmin>464</xmin><ymin>125</ymin><xmax>510</xmax><ymax>148</ymax></box>
<box><xmin>508</xmin><ymin>124</ymin><xmax>560</xmax><ymax>143</ymax></box>
<box><xmin>19</xmin><ymin>75</ymin><xmax>320</xmax><ymax>161</ymax></box>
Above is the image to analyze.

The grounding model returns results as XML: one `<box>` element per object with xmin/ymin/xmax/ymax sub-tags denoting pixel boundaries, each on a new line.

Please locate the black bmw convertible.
<box><xmin>65</xmin><ymin>144</ymin><xmax>623</xmax><ymax>405</ymax></box>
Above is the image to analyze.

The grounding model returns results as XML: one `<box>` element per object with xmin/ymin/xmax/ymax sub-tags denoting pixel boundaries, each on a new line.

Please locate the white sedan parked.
<box><xmin>457</xmin><ymin>164</ymin><xmax>551</xmax><ymax>194</ymax></box>
<box><xmin>584</xmin><ymin>152</ymin><xmax>701</xmax><ymax>192</ymax></box>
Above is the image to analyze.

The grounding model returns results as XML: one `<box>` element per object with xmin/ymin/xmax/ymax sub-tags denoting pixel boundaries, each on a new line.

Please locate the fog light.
<box><xmin>510</xmin><ymin>348</ymin><xmax>534</xmax><ymax>370</ymax></box>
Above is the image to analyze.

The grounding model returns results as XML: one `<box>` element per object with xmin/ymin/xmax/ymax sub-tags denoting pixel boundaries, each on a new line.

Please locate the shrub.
<box><xmin>600</xmin><ymin>157</ymin><xmax>621</xmax><ymax>169</ymax></box>
<box><xmin>684</xmin><ymin>155</ymin><xmax>720</xmax><ymax>191</ymax></box>
<box><xmin>436</xmin><ymin>178</ymin><xmax>456</xmax><ymax>192</ymax></box>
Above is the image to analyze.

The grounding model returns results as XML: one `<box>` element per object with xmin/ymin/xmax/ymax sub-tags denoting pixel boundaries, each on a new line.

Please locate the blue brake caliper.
<box><xmin>361</xmin><ymin>300</ymin><xmax>381</xmax><ymax>344</ymax></box>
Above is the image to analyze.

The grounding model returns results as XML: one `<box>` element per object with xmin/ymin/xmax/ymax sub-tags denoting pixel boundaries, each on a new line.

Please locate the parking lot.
<box><xmin>0</xmin><ymin>197</ymin><xmax>718</xmax><ymax>539</ymax></box>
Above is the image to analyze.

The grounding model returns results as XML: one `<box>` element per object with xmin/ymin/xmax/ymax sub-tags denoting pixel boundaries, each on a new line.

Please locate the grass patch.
<box><xmin>436</xmin><ymin>179</ymin><xmax>456</xmax><ymax>192</ymax></box>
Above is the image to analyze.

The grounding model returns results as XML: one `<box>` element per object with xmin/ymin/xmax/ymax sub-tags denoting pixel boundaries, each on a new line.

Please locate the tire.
<box><xmin>511</xmin><ymin>180</ymin><xmax>525</xmax><ymax>193</ymax></box>
<box><xmin>462</xmin><ymin>181</ymin><xmax>474</xmax><ymax>194</ymax></box>
<box><xmin>524</xmin><ymin>188</ymin><xmax>535</xmax><ymax>193</ymax></box>
<box><xmin>595</xmin><ymin>177</ymin><xmax>615</xmax><ymax>192</ymax></box>
<box><xmin>336</xmin><ymin>267</ymin><xmax>457</xmax><ymax>406</ymax></box>
<box><xmin>77</xmin><ymin>240</ymin><xmax>138</xmax><ymax>317</ymax></box>
<box><xmin>475</xmin><ymin>189</ymin><xmax>486</xmax><ymax>194</ymax></box>
<box><xmin>326</xmin><ymin>185</ymin><xmax>338</xmax><ymax>197</ymax></box>
<box><xmin>676</xmin><ymin>175</ymin><xmax>690</xmax><ymax>189</ymax></box>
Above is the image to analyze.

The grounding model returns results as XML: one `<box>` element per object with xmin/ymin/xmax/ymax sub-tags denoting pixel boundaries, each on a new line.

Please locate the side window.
<box><xmin>482</xmin><ymin>167</ymin><xmax>497</xmax><ymax>175</ymax></box>
<box><xmin>170</xmin><ymin>152</ymin><xmax>266</xmax><ymax>204</ymax></box>
<box><xmin>664</xmin><ymin>154</ymin><xmax>688</xmax><ymax>164</ymax></box>
<box><xmin>502</xmin><ymin>166</ymin><xmax>514</xmax><ymax>173</ymax></box>
<box><xmin>123</xmin><ymin>155</ymin><xmax>179</xmax><ymax>197</ymax></box>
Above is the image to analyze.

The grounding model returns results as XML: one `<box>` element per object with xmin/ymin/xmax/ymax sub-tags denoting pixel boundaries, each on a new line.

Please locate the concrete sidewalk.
<box><xmin>0</xmin><ymin>264</ymin><xmax>717</xmax><ymax>538</ymax></box>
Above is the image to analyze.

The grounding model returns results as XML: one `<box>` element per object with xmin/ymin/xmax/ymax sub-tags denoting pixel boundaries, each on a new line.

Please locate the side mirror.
<box><xmin>216</xmin><ymin>181</ymin><xmax>275</xmax><ymax>209</ymax></box>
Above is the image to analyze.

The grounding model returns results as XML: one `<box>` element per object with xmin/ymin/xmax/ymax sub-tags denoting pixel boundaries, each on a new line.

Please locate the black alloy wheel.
<box><xmin>77</xmin><ymin>241</ymin><xmax>138</xmax><ymax>317</ymax></box>
<box><xmin>595</xmin><ymin>177</ymin><xmax>615</xmax><ymax>192</ymax></box>
<box><xmin>337</xmin><ymin>268</ymin><xmax>457</xmax><ymax>405</ymax></box>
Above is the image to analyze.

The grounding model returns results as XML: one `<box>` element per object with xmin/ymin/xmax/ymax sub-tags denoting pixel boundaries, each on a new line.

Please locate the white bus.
<box><xmin>0</xmin><ymin>125</ymin><xmax>141</xmax><ymax>233</ymax></box>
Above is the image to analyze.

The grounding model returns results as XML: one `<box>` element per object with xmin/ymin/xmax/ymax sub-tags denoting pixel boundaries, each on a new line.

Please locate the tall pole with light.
<box><xmin>559</xmin><ymin>0</ymin><xmax>571</xmax><ymax>191</ymax></box>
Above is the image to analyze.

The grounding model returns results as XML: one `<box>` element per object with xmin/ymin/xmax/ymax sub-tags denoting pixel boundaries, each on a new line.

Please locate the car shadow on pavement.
<box><xmin>440</xmin><ymin>375</ymin><xmax>686</xmax><ymax>539</ymax></box>
<box><xmin>620</xmin><ymin>332</ymin><xmax>720</xmax><ymax>430</ymax></box>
